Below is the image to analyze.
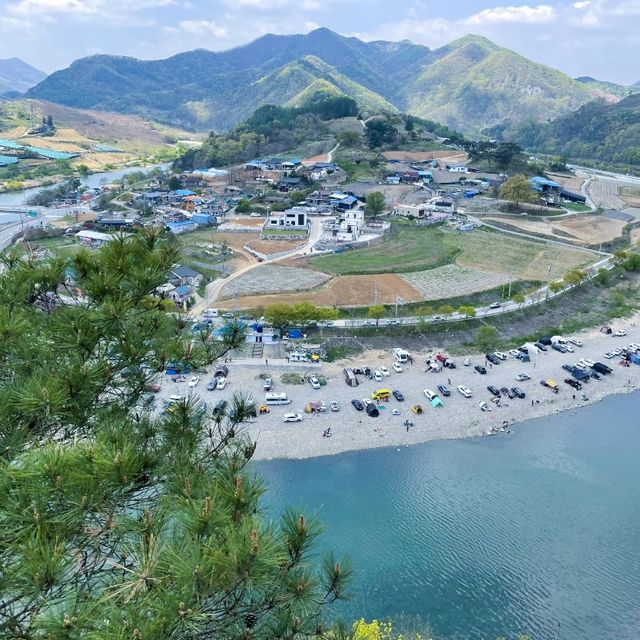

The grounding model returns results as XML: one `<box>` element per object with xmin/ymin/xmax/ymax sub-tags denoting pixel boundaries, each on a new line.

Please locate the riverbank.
<box><xmin>156</xmin><ymin>316</ymin><xmax>640</xmax><ymax>461</ymax></box>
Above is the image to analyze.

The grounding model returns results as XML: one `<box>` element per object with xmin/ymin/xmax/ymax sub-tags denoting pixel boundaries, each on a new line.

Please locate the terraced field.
<box><xmin>403</xmin><ymin>264</ymin><xmax>513</xmax><ymax>300</ymax></box>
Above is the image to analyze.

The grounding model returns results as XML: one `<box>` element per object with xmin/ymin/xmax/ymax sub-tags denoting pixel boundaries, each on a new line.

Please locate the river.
<box><xmin>256</xmin><ymin>392</ymin><xmax>640</xmax><ymax>640</ymax></box>
<box><xmin>0</xmin><ymin>163</ymin><xmax>171</xmax><ymax>221</ymax></box>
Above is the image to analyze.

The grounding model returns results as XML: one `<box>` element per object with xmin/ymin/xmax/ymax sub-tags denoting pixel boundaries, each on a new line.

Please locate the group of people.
<box><xmin>322</xmin><ymin>428</ymin><xmax>333</xmax><ymax>438</ymax></box>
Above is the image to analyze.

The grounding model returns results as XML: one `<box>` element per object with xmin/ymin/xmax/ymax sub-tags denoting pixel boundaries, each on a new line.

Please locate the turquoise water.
<box><xmin>256</xmin><ymin>393</ymin><xmax>640</xmax><ymax>639</ymax></box>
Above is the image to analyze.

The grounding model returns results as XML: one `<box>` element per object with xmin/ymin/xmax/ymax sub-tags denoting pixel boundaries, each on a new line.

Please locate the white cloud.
<box><xmin>8</xmin><ymin>0</ymin><xmax>174</xmax><ymax>16</ymax></box>
<box><xmin>166</xmin><ymin>19</ymin><xmax>227</xmax><ymax>37</ymax></box>
<box><xmin>466</xmin><ymin>4</ymin><xmax>555</xmax><ymax>25</ymax></box>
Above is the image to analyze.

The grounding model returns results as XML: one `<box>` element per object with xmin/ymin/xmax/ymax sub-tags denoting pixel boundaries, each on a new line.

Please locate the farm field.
<box><xmin>445</xmin><ymin>229</ymin><xmax>593</xmax><ymax>280</ymax></box>
<box><xmin>588</xmin><ymin>178</ymin><xmax>627</xmax><ymax>210</ymax></box>
<box><xmin>219</xmin><ymin>265</ymin><xmax>331</xmax><ymax>300</ymax></box>
<box><xmin>402</xmin><ymin>264</ymin><xmax>513</xmax><ymax>300</ymax></box>
<box><xmin>484</xmin><ymin>214</ymin><xmax>626</xmax><ymax>246</ymax></box>
<box><xmin>309</xmin><ymin>223</ymin><xmax>458</xmax><ymax>275</ymax></box>
<box><xmin>621</xmin><ymin>186</ymin><xmax>640</xmax><ymax>208</ymax></box>
<box><xmin>216</xmin><ymin>274</ymin><xmax>423</xmax><ymax>309</ymax></box>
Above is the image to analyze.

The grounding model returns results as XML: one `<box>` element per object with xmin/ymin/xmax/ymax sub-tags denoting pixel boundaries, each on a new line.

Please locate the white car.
<box><xmin>283</xmin><ymin>413</ymin><xmax>303</xmax><ymax>423</ymax></box>
<box><xmin>565</xmin><ymin>344</ymin><xmax>575</xmax><ymax>353</ymax></box>
<box><xmin>249</xmin><ymin>212</ymin><xmax>262</xmax><ymax>218</ymax></box>
<box><xmin>509</xmin><ymin>349</ymin><xmax>521</xmax><ymax>359</ymax></box>
<box><xmin>464</xmin><ymin>357</ymin><xmax>471</xmax><ymax>366</ymax></box>
<box><xmin>581</xmin><ymin>358</ymin><xmax>595</xmax><ymax>367</ymax></box>
<box><xmin>424</xmin><ymin>389</ymin><xmax>437</xmax><ymax>400</ymax></box>
<box><xmin>604</xmin><ymin>352</ymin><xmax>614</xmax><ymax>359</ymax></box>
<box><xmin>330</xmin><ymin>401</ymin><xmax>339</xmax><ymax>412</ymax></box>
<box><xmin>216</xmin><ymin>377</ymin><xmax>227</xmax><ymax>390</ymax></box>
<box><xmin>379</xmin><ymin>366</ymin><xmax>390</xmax><ymax>377</ymax></box>
<box><xmin>374</xmin><ymin>371</ymin><xmax>383</xmax><ymax>382</ymax></box>
<box><xmin>628</xmin><ymin>343</ymin><xmax>640</xmax><ymax>352</ymax></box>
<box><xmin>188</xmin><ymin>376</ymin><xmax>200</xmax><ymax>388</ymax></box>
<box><xmin>611</xmin><ymin>348</ymin><xmax>622</xmax><ymax>356</ymax></box>
<box><xmin>457</xmin><ymin>385</ymin><xmax>472</xmax><ymax>398</ymax></box>
<box><xmin>515</xmin><ymin>373</ymin><xmax>530</xmax><ymax>381</ymax></box>
<box><xmin>569</xmin><ymin>338</ymin><xmax>583</xmax><ymax>347</ymax></box>
<box><xmin>614</xmin><ymin>329</ymin><xmax>627</xmax><ymax>337</ymax></box>
<box><xmin>309</xmin><ymin>376</ymin><xmax>321</xmax><ymax>389</ymax></box>
<box><xmin>392</xmin><ymin>362</ymin><xmax>403</xmax><ymax>373</ymax></box>
<box><xmin>493</xmin><ymin>351</ymin><xmax>508</xmax><ymax>361</ymax></box>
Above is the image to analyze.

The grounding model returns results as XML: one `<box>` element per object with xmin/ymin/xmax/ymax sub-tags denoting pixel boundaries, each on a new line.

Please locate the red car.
<box><xmin>435</xmin><ymin>353</ymin><xmax>449</xmax><ymax>363</ymax></box>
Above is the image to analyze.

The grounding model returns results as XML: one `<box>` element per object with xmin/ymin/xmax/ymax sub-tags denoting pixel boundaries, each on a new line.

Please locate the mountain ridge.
<box><xmin>0</xmin><ymin>57</ymin><xmax>47</xmax><ymax>94</ymax></box>
<box><xmin>25</xmin><ymin>28</ymin><xmax>616</xmax><ymax>133</ymax></box>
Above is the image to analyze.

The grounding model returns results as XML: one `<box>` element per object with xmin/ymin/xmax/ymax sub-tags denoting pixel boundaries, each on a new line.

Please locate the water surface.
<box><xmin>257</xmin><ymin>393</ymin><xmax>640</xmax><ymax>639</ymax></box>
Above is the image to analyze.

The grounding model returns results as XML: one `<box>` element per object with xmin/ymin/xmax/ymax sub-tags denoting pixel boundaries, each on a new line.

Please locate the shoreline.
<box><xmin>244</xmin><ymin>319</ymin><xmax>640</xmax><ymax>462</ymax></box>
<box><xmin>249</xmin><ymin>380</ymin><xmax>640</xmax><ymax>462</ymax></box>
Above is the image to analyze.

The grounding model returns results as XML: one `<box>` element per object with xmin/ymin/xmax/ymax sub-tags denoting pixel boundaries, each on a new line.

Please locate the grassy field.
<box><xmin>309</xmin><ymin>223</ymin><xmax>458</xmax><ymax>275</ymax></box>
<box><xmin>261</xmin><ymin>228</ymin><xmax>308</xmax><ymax>237</ymax></box>
<box><xmin>444</xmin><ymin>228</ymin><xmax>593</xmax><ymax>280</ymax></box>
<box><xmin>308</xmin><ymin>222</ymin><xmax>594</xmax><ymax>281</ymax></box>
<box><xmin>563</xmin><ymin>202</ymin><xmax>591</xmax><ymax>213</ymax></box>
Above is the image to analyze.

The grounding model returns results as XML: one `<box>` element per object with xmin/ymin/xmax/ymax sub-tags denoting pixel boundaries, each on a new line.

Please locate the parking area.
<box><xmin>150</xmin><ymin>319</ymin><xmax>640</xmax><ymax>460</ymax></box>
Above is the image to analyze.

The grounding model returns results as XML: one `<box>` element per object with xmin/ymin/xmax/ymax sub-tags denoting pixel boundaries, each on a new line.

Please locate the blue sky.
<box><xmin>1</xmin><ymin>0</ymin><xmax>638</xmax><ymax>84</ymax></box>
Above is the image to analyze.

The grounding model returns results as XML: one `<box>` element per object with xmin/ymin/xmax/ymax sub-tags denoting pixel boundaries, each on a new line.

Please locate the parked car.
<box><xmin>511</xmin><ymin>387</ymin><xmax>526</xmax><ymax>398</ymax></box>
<box><xmin>538</xmin><ymin>336</ymin><xmax>552</xmax><ymax>345</ymax></box>
<box><xmin>309</xmin><ymin>376</ymin><xmax>321</xmax><ymax>389</ymax></box>
<box><xmin>565</xmin><ymin>344</ymin><xmax>575</xmax><ymax>352</ymax></box>
<box><xmin>392</xmin><ymin>362</ymin><xmax>403</xmax><ymax>373</ymax></box>
<box><xmin>392</xmin><ymin>389</ymin><xmax>404</xmax><ymax>401</ymax></box>
<box><xmin>487</xmin><ymin>385</ymin><xmax>501</xmax><ymax>397</ymax></box>
<box><xmin>593</xmin><ymin>362</ymin><xmax>612</xmax><ymax>375</ymax></box>
<box><xmin>509</xmin><ymin>349</ymin><xmax>521</xmax><ymax>359</ymax></box>
<box><xmin>565</xmin><ymin>378</ymin><xmax>582</xmax><ymax>390</ymax></box>
<box><xmin>206</xmin><ymin>379</ymin><xmax>217</xmax><ymax>391</ymax></box>
<box><xmin>374</xmin><ymin>371</ymin><xmax>383</xmax><ymax>382</ymax></box>
<box><xmin>379</xmin><ymin>366</ymin><xmax>390</xmax><ymax>377</ymax></box>
<box><xmin>188</xmin><ymin>376</ymin><xmax>200</xmax><ymax>388</ymax></box>
<box><xmin>475</xmin><ymin>365</ymin><xmax>487</xmax><ymax>375</ymax></box>
<box><xmin>263</xmin><ymin>378</ymin><xmax>273</xmax><ymax>391</ymax></box>
<box><xmin>580</xmin><ymin>358</ymin><xmax>595</xmax><ymax>368</ymax></box>
<box><xmin>569</xmin><ymin>338</ymin><xmax>583</xmax><ymax>347</ymax></box>
<box><xmin>216</xmin><ymin>377</ymin><xmax>227</xmax><ymax>390</ymax></box>
<box><xmin>614</xmin><ymin>329</ymin><xmax>627</xmax><ymax>337</ymax></box>
<box><xmin>562</xmin><ymin>364</ymin><xmax>574</xmax><ymax>373</ymax></box>
<box><xmin>433</xmin><ymin>316</ymin><xmax>445</xmax><ymax>322</ymax></box>
<box><xmin>351</xmin><ymin>399</ymin><xmax>365</xmax><ymax>411</ymax></box>
<box><xmin>464</xmin><ymin>357</ymin><xmax>471</xmax><ymax>366</ymax></box>
<box><xmin>457</xmin><ymin>385</ymin><xmax>472</xmax><ymax>398</ymax></box>
<box><xmin>423</xmin><ymin>389</ymin><xmax>438</xmax><ymax>401</ymax></box>
<box><xmin>330</xmin><ymin>401</ymin><xmax>340</xmax><ymax>412</ymax></box>
<box><xmin>534</xmin><ymin>342</ymin><xmax>547</xmax><ymax>351</ymax></box>
<box><xmin>437</xmin><ymin>384</ymin><xmax>451</xmax><ymax>397</ymax></box>
<box><xmin>486</xmin><ymin>353</ymin><xmax>500</xmax><ymax>365</ymax></box>
<box><xmin>552</xmin><ymin>343</ymin><xmax>568</xmax><ymax>353</ymax></box>
<box><xmin>283</xmin><ymin>413</ymin><xmax>303</xmax><ymax>423</ymax></box>
<box><xmin>493</xmin><ymin>351</ymin><xmax>507</xmax><ymax>361</ymax></box>
<box><xmin>604</xmin><ymin>352</ymin><xmax>615</xmax><ymax>359</ymax></box>
<box><xmin>489</xmin><ymin>302</ymin><xmax>501</xmax><ymax>309</ymax></box>
<box><xmin>515</xmin><ymin>373</ymin><xmax>530</xmax><ymax>381</ymax></box>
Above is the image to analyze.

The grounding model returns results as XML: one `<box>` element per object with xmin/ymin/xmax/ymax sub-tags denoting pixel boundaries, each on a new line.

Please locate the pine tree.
<box><xmin>0</xmin><ymin>229</ymin><xmax>350</xmax><ymax>638</ymax></box>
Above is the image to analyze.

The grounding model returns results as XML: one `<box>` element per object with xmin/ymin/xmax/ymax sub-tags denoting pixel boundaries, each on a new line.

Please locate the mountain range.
<box><xmin>26</xmin><ymin>28</ymin><xmax>634</xmax><ymax>134</ymax></box>
<box><xmin>0</xmin><ymin>58</ymin><xmax>46</xmax><ymax>95</ymax></box>
<box><xmin>489</xmin><ymin>93</ymin><xmax>640</xmax><ymax>167</ymax></box>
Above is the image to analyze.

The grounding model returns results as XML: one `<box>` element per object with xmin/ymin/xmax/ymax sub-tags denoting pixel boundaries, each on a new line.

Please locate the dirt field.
<box><xmin>621</xmin><ymin>187</ymin><xmax>640</xmax><ymax>208</ymax></box>
<box><xmin>245</xmin><ymin>238</ymin><xmax>305</xmax><ymax>255</ymax></box>
<box><xmin>216</xmin><ymin>274</ymin><xmax>424</xmax><ymax>309</ymax></box>
<box><xmin>546</xmin><ymin>171</ymin><xmax>586</xmax><ymax>193</ymax></box>
<box><xmin>383</xmin><ymin>150</ymin><xmax>468</xmax><ymax>163</ymax></box>
<box><xmin>485</xmin><ymin>215</ymin><xmax>626</xmax><ymax>246</ymax></box>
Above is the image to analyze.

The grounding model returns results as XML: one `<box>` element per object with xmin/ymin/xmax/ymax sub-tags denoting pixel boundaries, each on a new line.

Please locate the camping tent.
<box><xmin>431</xmin><ymin>396</ymin><xmax>444</xmax><ymax>408</ymax></box>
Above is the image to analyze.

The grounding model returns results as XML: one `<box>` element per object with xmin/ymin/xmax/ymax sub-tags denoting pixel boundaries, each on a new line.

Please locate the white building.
<box><xmin>76</xmin><ymin>230</ymin><xmax>113</xmax><ymax>248</ymax></box>
<box><xmin>266</xmin><ymin>207</ymin><xmax>309</xmax><ymax>230</ymax></box>
<box><xmin>334</xmin><ymin>209</ymin><xmax>364</xmax><ymax>242</ymax></box>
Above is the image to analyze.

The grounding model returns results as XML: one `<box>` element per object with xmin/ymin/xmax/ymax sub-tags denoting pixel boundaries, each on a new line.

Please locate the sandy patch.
<box><xmin>383</xmin><ymin>150</ymin><xmax>468</xmax><ymax>163</ymax></box>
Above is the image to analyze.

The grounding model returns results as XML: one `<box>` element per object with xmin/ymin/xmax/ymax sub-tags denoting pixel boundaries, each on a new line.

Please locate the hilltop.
<box><xmin>0</xmin><ymin>58</ymin><xmax>46</xmax><ymax>94</ymax></box>
<box><xmin>27</xmin><ymin>28</ymin><xmax>612</xmax><ymax>134</ymax></box>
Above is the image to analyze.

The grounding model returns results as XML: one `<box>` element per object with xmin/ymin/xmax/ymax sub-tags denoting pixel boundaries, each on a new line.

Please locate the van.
<box><xmin>392</xmin><ymin>348</ymin><xmax>410</xmax><ymax>363</ymax></box>
<box><xmin>371</xmin><ymin>388</ymin><xmax>391</xmax><ymax>401</ymax></box>
<box><xmin>265</xmin><ymin>392</ymin><xmax>291</xmax><ymax>406</ymax></box>
<box><xmin>203</xmin><ymin>308</ymin><xmax>219</xmax><ymax>318</ymax></box>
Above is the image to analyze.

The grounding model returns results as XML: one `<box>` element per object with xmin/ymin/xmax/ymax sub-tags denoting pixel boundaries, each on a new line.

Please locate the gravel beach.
<box><xmin>156</xmin><ymin>319</ymin><xmax>640</xmax><ymax>461</ymax></box>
